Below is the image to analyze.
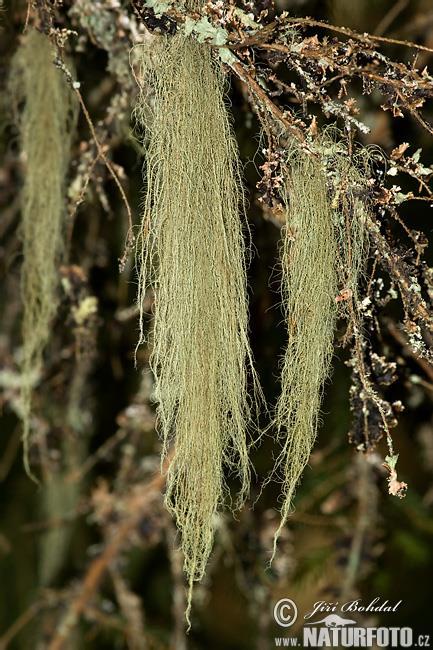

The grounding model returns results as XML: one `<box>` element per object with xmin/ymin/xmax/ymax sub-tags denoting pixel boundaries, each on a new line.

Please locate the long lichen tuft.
<box><xmin>135</xmin><ymin>30</ymin><xmax>258</xmax><ymax>615</ymax></box>
<box><xmin>10</xmin><ymin>29</ymin><xmax>77</xmax><ymax>477</ymax></box>
<box><xmin>272</xmin><ymin>136</ymin><xmax>368</xmax><ymax>553</ymax></box>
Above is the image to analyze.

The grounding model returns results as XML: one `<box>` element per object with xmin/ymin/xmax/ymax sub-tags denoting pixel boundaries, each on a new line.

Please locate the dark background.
<box><xmin>1</xmin><ymin>0</ymin><xmax>433</xmax><ymax>648</ymax></box>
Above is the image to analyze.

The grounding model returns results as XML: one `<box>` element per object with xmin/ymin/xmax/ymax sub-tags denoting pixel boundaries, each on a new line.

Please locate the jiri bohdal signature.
<box><xmin>304</xmin><ymin>598</ymin><xmax>402</xmax><ymax>621</ymax></box>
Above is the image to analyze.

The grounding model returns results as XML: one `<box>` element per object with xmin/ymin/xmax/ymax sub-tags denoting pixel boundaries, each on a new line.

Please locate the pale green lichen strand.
<box><xmin>10</xmin><ymin>30</ymin><xmax>77</xmax><ymax>477</ymax></box>
<box><xmin>135</xmin><ymin>31</ymin><xmax>257</xmax><ymax>618</ymax></box>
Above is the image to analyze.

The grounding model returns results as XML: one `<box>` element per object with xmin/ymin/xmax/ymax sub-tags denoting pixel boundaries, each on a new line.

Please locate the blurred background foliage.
<box><xmin>1</xmin><ymin>0</ymin><xmax>433</xmax><ymax>648</ymax></box>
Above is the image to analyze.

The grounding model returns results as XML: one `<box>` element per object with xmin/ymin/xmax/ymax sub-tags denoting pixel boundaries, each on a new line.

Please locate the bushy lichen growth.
<box><xmin>135</xmin><ymin>29</ymin><xmax>258</xmax><ymax>617</ymax></box>
<box><xmin>10</xmin><ymin>30</ymin><xmax>77</xmax><ymax>477</ymax></box>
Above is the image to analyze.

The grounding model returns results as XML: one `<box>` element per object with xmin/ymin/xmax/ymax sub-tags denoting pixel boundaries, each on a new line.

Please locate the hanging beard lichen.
<box><xmin>10</xmin><ymin>30</ymin><xmax>77</xmax><ymax>477</ymax></box>
<box><xmin>273</xmin><ymin>138</ymin><xmax>368</xmax><ymax>551</ymax></box>
<box><xmin>135</xmin><ymin>31</ymin><xmax>258</xmax><ymax>611</ymax></box>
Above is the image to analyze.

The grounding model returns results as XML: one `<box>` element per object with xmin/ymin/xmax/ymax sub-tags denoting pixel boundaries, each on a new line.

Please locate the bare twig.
<box><xmin>0</xmin><ymin>601</ymin><xmax>43</xmax><ymax>650</ymax></box>
<box><xmin>282</xmin><ymin>16</ymin><xmax>433</xmax><ymax>55</ymax></box>
<box><xmin>374</xmin><ymin>0</ymin><xmax>410</xmax><ymax>37</ymax></box>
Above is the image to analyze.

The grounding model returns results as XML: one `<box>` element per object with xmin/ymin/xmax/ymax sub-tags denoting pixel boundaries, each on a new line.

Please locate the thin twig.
<box><xmin>0</xmin><ymin>601</ymin><xmax>43</xmax><ymax>650</ymax></box>
<box><xmin>73</xmin><ymin>88</ymin><xmax>134</xmax><ymax>240</ymax></box>
<box><xmin>229</xmin><ymin>58</ymin><xmax>310</xmax><ymax>148</ymax></box>
<box><xmin>374</xmin><ymin>0</ymin><xmax>410</xmax><ymax>37</ymax></box>
<box><xmin>282</xmin><ymin>16</ymin><xmax>433</xmax><ymax>55</ymax></box>
<box><xmin>54</xmin><ymin>55</ymin><xmax>135</xmax><ymax>267</ymax></box>
<box><xmin>386</xmin><ymin>320</ymin><xmax>433</xmax><ymax>383</ymax></box>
